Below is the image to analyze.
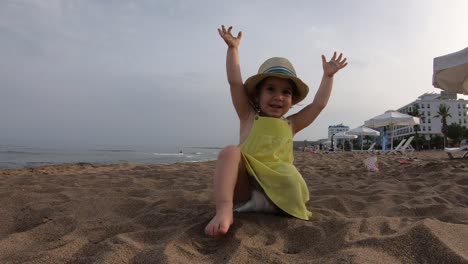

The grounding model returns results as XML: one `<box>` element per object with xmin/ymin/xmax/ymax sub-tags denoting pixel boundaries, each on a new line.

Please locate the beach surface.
<box><xmin>0</xmin><ymin>151</ymin><xmax>467</xmax><ymax>263</ymax></box>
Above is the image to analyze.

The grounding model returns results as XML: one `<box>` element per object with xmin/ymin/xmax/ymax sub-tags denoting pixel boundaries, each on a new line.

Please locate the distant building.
<box><xmin>328</xmin><ymin>124</ymin><xmax>349</xmax><ymax>139</ymax></box>
<box><xmin>395</xmin><ymin>91</ymin><xmax>468</xmax><ymax>140</ymax></box>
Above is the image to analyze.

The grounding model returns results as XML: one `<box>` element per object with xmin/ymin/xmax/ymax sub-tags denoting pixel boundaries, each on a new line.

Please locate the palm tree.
<box><xmin>433</xmin><ymin>104</ymin><xmax>452</xmax><ymax>147</ymax></box>
<box><xmin>408</xmin><ymin>104</ymin><xmax>422</xmax><ymax>150</ymax></box>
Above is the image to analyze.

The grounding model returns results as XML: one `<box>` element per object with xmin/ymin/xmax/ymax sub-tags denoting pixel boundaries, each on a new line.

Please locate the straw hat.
<box><xmin>244</xmin><ymin>57</ymin><xmax>309</xmax><ymax>105</ymax></box>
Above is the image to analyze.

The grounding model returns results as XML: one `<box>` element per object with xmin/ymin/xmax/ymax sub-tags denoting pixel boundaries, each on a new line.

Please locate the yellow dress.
<box><xmin>240</xmin><ymin>115</ymin><xmax>312</xmax><ymax>220</ymax></box>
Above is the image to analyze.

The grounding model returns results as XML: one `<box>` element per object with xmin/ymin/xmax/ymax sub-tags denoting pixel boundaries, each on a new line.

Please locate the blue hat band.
<box><xmin>263</xmin><ymin>66</ymin><xmax>296</xmax><ymax>77</ymax></box>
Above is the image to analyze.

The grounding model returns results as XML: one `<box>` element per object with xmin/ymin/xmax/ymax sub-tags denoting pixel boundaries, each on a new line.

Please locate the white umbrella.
<box><xmin>347</xmin><ymin>126</ymin><xmax>380</xmax><ymax>150</ymax></box>
<box><xmin>333</xmin><ymin>132</ymin><xmax>357</xmax><ymax>151</ymax></box>
<box><xmin>364</xmin><ymin>110</ymin><xmax>420</xmax><ymax>150</ymax></box>
<box><xmin>433</xmin><ymin>47</ymin><xmax>468</xmax><ymax>95</ymax></box>
<box><xmin>334</xmin><ymin>131</ymin><xmax>358</xmax><ymax>139</ymax></box>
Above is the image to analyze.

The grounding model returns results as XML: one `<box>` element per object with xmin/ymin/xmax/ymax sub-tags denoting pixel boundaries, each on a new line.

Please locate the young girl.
<box><xmin>205</xmin><ymin>25</ymin><xmax>347</xmax><ymax>236</ymax></box>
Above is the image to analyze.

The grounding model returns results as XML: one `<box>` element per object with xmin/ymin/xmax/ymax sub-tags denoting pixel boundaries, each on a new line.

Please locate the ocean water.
<box><xmin>0</xmin><ymin>144</ymin><xmax>221</xmax><ymax>169</ymax></box>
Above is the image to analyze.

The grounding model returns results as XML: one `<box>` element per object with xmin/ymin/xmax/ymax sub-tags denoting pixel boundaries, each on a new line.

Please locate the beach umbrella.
<box><xmin>364</xmin><ymin>110</ymin><xmax>420</xmax><ymax>150</ymax></box>
<box><xmin>347</xmin><ymin>126</ymin><xmax>380</xmax><ymax>150</ymax></box>
<box><xmin>333</xmin><ymin>132</ymin><xmax>357</xmax><ymax>151</ymax></box>
<box><xmin>433</xmin><ymin>47</ymin><xmax>468</xmax><ymax>95</ymax></box>
<box><xmin>334</xmin><ymin>131</ymin><xmax>358</xmax><ymax>139</ymax></box>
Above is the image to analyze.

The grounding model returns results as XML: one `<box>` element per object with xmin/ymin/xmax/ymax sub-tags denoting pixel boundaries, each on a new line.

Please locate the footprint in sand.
<box><xmin>283</xmin><ymin>225</ymin><xmax>324</xmax><ymax>254</ymax></box>
<box><xmin>164</xmin><ymin>222</ymin><xmax>241</xmax><ymax>262</ymax></box>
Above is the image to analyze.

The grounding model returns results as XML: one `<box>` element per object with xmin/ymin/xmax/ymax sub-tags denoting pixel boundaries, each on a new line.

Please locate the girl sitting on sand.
<box><xmin>205</xmin><ymin>25</ymin><xmax>347</xmax><ymax>236</ymax></box>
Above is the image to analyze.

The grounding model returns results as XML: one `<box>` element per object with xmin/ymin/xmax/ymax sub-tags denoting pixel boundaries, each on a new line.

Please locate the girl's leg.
<box><xmin>204</xmin><ymin>145</ymin><xmax>249</xmax><ymax>236</ymax></box>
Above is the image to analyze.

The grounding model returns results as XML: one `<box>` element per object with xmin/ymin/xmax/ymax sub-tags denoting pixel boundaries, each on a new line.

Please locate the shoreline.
<box><xmin>0</xmin><ymin>149</ymin><xmax>454</xmax><ymax>171</ymax></box>
<box><xmin>0</xmin><ymin>144</ymin><xmax>221</xmax><ymax>170</ymax></box>
<box><xmin>0</xmin><ymin>159</ymin><xmax>218</xmax><ymax>174</ymax></box>
<box><xmin>0</xmin><ymin>154</ymin><xmax>218</xmax><ymax>170</ymax></box>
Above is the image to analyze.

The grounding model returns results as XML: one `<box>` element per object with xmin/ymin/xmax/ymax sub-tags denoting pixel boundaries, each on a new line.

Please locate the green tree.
<box><xmin>363</xmin><ymin>135</ymin><xmax>371</xmax><ymax>147</ymax></box>
<box><xmin>447</xmin><ymin>123</ymin><xmax>465</xmax><ymax>143</ymax></box>
<box><xmin>431</xmin><ymin>135</ymin><xmax>444</xmax><ymax>149</ymax></box>
<box><xmin>433</xmin><ymin>104</ymin><xmax>452</xmax><ymax>147</ymax></box>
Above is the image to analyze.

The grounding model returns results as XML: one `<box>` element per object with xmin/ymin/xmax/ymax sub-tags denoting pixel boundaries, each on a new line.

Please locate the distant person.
<box><xmin>205</xmin><ymin>25</ymin><xmax>347</xmax><ymax>236</ymax></box>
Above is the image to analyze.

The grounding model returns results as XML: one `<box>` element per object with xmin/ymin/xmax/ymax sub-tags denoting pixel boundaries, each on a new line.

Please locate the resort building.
<box><xmin>328</xmin><ymin>124</ymin><xmax>349</xmax><ymax>140</ymax></box>
<box><xmin>395</xmin><ymin>91</ymin><xmax>468</xmax><ymax>140</ymax></box>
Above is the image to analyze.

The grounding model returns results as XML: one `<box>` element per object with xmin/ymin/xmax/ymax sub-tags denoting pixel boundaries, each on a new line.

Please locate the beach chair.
<box><xmin>366</xmin><ymin>143</ymin><xmax>376</xmax><ymax>153</ymax></box>
<box><xmin>387</xmin><ymin>138</ymin><xmax>407</xmax><ymax>155</ymax></box>
<box><xmin>460</xmin><ymin>139</ymin><xmax>468</xmax><ymax>146</ymax></box>
<box><xmin>445</xmin><ymin>139</ymin><xmax>468</xmax><ymax>159</ymax></box>
<box><xmin>395</xmin><ymin>136</ymin><xmax>415</xmax><ymax>155</ymax></box>
<box><xmin>351</xmin><ymin>143</ymin><xmax>375</xmax><ymax>154</ymax></box>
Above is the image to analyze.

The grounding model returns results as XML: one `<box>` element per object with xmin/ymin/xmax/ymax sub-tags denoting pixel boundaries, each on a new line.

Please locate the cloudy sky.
<box><xmin>1</xmin><ymin>0</ymin><xmax>467</xmax><ymax>149</ymax></box>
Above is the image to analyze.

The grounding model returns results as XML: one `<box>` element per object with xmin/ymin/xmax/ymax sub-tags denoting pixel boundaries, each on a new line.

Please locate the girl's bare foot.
<box><xmin>204</xmin><ymin>203</ymin><xmax>233</xmax><ymax>236</ymax></box>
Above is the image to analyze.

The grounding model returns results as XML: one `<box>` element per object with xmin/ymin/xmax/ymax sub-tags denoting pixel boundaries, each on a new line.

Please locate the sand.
<box><xmin>0</xmin><ymin>151</ymin><xmax>467</xmax><ymax>263</ymax></box>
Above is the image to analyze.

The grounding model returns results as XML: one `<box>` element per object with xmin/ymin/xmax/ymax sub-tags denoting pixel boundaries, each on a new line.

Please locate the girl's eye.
<box><xmin>267</xmin><ymin>86</ymin><xmax>274</xmax><ymax>92</ymax></box>
<box><xmin>283</xmin><ymin>90</ymin><xmax>292</xmax><ymax>96</ymax></box>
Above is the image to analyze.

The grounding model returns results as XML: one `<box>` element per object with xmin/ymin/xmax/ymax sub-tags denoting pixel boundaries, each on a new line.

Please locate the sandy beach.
<box><xmin>0</xmin><ymin>151</ymin><xmax>467</xmax><ymax>263</ymax></box>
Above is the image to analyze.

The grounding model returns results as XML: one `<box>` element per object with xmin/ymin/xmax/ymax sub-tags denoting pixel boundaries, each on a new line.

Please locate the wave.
<box><xmin>25</xmin><ymin>161</ymin><xmax>52</xmax><ymax>167</ymax></box>
<box><xmin>90</xmin><ymin>149</ymin><xmax>137</xmax><ymax>153</ymax></box>
<box><xmin>0</xmin><ymin>150</ymin><xmax>41</xmax><ymax>155</ymax></box>
<box><xmin>153</xmin><ymin>153</ymin><xmax>184</xmax><ymax>156</ymax></box>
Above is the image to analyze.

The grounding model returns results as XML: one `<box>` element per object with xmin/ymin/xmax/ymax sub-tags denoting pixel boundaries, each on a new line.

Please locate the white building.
<box><xmin>328</xmin><ymin>124</ymin><xmax>349</xmax><ymax>140</ymax></box>
<box><xmin>396</xmin><ymin>91</ymin><xmax>468</xmax><ymax>140</ymax></box>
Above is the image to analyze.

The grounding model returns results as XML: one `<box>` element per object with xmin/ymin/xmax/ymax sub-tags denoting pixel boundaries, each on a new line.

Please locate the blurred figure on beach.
<box><xmin>205</xmin><ymin>25</ymin><xmax>347</xmax><ymax>236</ymax></box>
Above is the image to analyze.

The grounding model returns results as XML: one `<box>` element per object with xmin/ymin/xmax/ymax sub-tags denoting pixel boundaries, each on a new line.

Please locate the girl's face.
<box><xmin>257</xmin><ymin>77</ymin><xmax>293</xmax><ymax>118</ymax></box>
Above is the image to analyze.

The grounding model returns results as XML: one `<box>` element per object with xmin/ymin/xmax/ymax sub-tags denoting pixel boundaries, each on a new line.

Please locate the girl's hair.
<box><xmin>253</xmin><ymin>77</ymin><xmax>299</xmax><ymax>102</ymax></box>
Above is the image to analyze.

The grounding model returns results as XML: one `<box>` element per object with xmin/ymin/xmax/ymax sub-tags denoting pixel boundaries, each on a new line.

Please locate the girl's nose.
<box><xmin>273</xmin><ymin>93</ymin><xmax>284</xmax><ymax>101</ymax></box>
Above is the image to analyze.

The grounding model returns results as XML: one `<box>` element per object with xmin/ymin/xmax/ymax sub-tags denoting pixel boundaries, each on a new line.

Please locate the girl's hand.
<box><xmin>218</xmin><ymin>25</ymin><xmax>242</xmax><ymax>48</ymax></box>
<box><xmin>322</xmin><ymin>52</ymin><xmax>348</xmax><ymax>77</ymax></box>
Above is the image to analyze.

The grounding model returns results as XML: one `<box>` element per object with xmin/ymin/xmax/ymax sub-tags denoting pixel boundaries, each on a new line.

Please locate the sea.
<box><xmin>0</xmin><ymin>144</ymin><xmax>221</xmax><ymax>169</ymax></box>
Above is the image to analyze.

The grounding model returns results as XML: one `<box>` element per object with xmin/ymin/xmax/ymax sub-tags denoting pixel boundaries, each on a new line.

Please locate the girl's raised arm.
<box><xmin>289</xmin><ymin>52</ymin><xmax>347</xmax><ymax>134</ymax></box>
<box><xmin>218</xmin><ymin>25</ymin><xmax>252</xmax><ymax>120</ymax></box>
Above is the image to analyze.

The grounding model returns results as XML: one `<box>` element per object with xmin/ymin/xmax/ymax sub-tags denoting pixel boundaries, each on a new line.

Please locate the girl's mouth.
<box><xmin>269</xmin><ymin>104</ymin><xmax>282</xmax><ymax>109</ymax></box>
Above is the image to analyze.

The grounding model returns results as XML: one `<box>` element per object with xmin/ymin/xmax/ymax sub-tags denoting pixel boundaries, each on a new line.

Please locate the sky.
<box><xmin>1</xmin><ymin>0</ymin><xmax>467</xmax><ymax>150</ymax></box>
